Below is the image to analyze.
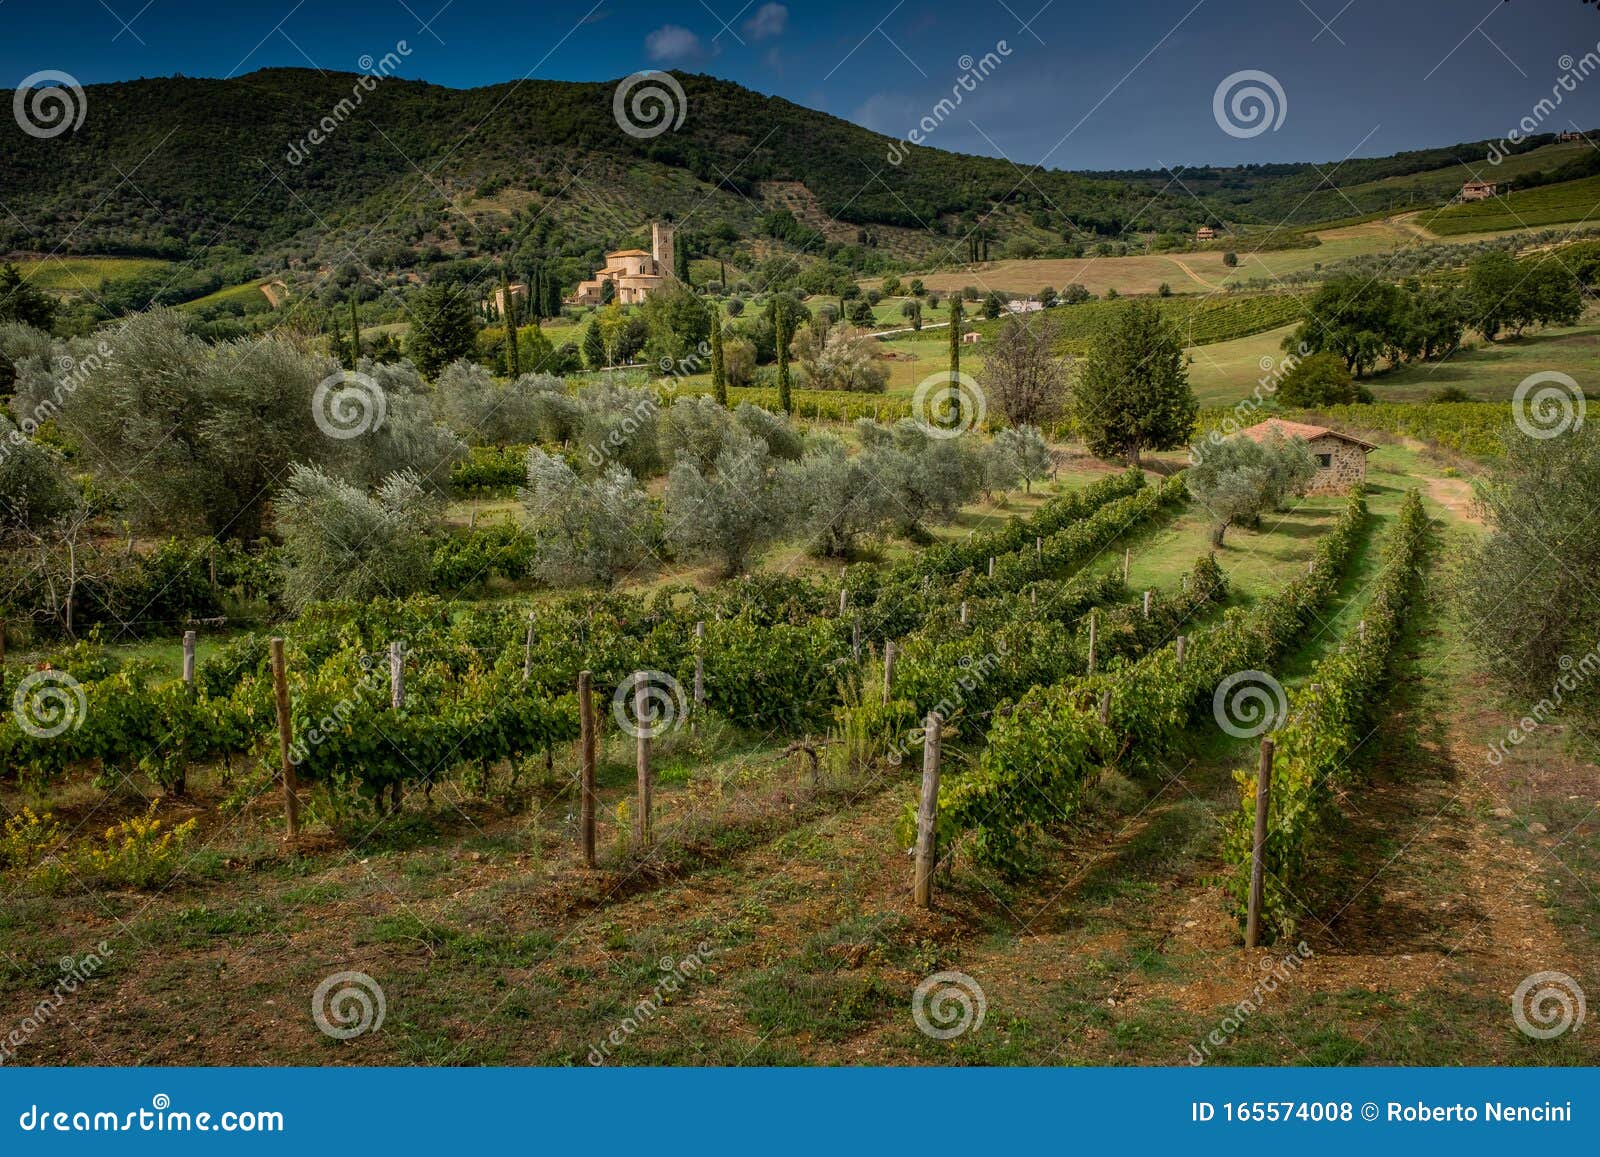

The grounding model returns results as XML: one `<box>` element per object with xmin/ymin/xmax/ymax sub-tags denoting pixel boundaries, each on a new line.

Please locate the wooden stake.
<box><xmin>1097</xmin><ymin>689</ymin><xmax>1112</xmax><ymax>726</ymax></box>
<box><xmin>1358</xmin><ymin>620</ymin><xmax>1367</xmax><ymax>645</ymax></box>
<box><xmin>522</xmin><ymin>613</ymin><xmax>535</xmax><ymax>681</ymax></box>
<box><xmin>1030</xmin><ymin>586</ymin><xmax>1037</xmax><ymax>609</ymax></box>
<box><xmin>960</xmin><ymin>601</ymin><xmax>968</xmax><ymax>625</ymax></box>
<box><xmin>1245</xmin><ymin>738</ymin><xmax>1275</xmax><ymax>949</ymax></box>
<box><xmin>634</xmin><ymin>673</ymin><xmax>652</xmax><ymax>848</ymax></box>
<box><xmin>1087</xmin><ymin>609</ymin><xmax>1098</xmax><ymax>674</ymax></box>
<box><xmin>839</xmin><ymin>587</ymin><xmax>848</xmax><ymax>615</ymax></box>
<box><xmin>852</xmin><ymin>619</ymin><xmax>862</xmax><ymax>661</ymax></box>
<box><xmin>1142</xmin><ymin>590</ymin><xmax>1152</xmax><ymax>619</ymax></box>
<box><xmin>579</xmin><ymin>671</ymin><xmax>596</xmax><ymax>867</ymax></box>
<box><xmin>181</xmin><ymin>630</ymin><xmax>197</xmax><ymax>697</ymax></box>
<box><xmin>1123</xmin><ymin>548</ymin><xmax>1130</xmax><ymax>583</ymax></box>
<box><xmin>693</xmin><ymin>621</ymin><xmax>705</xmax><ymax>717</ymax></box>
<box><xmin>988</xmin><ymin>556</ymin><xmax>995</xmax><ymax>578</ymax></box>
<box><xmin>269</xmin><ymin>638</ymin><xmax>300</xmax><ymax>842</ymax></box>
<box><xmin>913</xmin><ymin>712</ymin><xmax>943</xmax><ymax>909</ymax></box>
<box><xmin>882</xmin><ymin>641</ymin><xmax>897</xmax><ymax>704</ymax></box>
<box><xmin>1036</xmin><ymin>536</ymin><xmax>1042</xmax><ymax>557</ymax></box>
<box><xmin>1176</xmin><ymin>635</ymin><xmax>1186</xmax><ymax>666</ymax></box>
<box><xmin>389</xmin><ymin>641</ymin><xmax>404</xmax><ymax>709</ymax></box>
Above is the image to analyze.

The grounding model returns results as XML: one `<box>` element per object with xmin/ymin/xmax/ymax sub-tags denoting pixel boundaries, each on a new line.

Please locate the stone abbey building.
<box><xmin>571</xmin><ymin>221</ymin><xmax>677</xmax><ymax>305</ymax></box>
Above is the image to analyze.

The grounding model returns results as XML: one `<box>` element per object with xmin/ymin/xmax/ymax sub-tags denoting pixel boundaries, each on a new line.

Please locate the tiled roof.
<box><xmin>1236</xmin><ymin>418</ymin><xmax>1378</xmax><ymax>451</ymax></box>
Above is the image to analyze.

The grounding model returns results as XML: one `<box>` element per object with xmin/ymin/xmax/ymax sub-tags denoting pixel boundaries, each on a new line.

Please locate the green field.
<box><xmin>15</xmin><ymin>255</ymin><xmax>171</xmax><ymax>294</ymax></box>
<box><xmin>180</xmin><ymin>279</ymin><xmax>276</xmax><ymax>310</ymax></box>
<box><xmin>1427</xmin><ymin>173</ymin><xmax>1600</xmax><ymax>235</ymax></box>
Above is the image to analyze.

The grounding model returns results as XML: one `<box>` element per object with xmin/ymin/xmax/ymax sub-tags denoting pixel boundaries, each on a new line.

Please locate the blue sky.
<box><xmin>4</xmin><ymin>0</ymin><xmax>1600</xmax><ymax>168</ymax></box>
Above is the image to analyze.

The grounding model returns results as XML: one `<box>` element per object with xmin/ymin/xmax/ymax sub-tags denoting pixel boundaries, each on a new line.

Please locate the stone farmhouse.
<box><xmin>1236</xmin><ymin>418</ymin><xmax>1376</xmax><ymax>494</ymax></box>
<box><xmin>1459</xmin><ymin>180</ymin><xmax>1498</xmax><ymax>201</ymax></box>
<box><xmin>570</xmin><ymin>221</ymin><xmax>677</xmax><ymax>305</ymax></box>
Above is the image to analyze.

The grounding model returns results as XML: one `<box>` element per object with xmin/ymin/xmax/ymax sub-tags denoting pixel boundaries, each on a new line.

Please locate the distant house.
<box><xmin>961</xmin><ymin>331</ymin><xmax>982</xmax><ymax>344</ymax></box>
<box><xmin>1460</xmin><ymin>180</ymin><xmax>1498</xmax><ymax>201</ymax></box>
<box><xmin>1195</xmin><ymin>225</ymin><xmax>1217</xmax><ymax>241</ymax></box>
<box><xmin>1235</xmin><ymin>418</ymin><xmax>1376</xmax><ymax>495</ymax></box>
<box><xmin>1004</xmin><ymin>299</ymin><xmax>1044</xmax><ymax>314</ymax></box>
<box><xmin>490</xmin><ymin>282</ymin><xmax>527</xmax><ymax>319</ymax></box>
<box><xmin>1558</xmin><ymin>130</ymin><xmax>1584</xmax><ymax>143</ymax></box>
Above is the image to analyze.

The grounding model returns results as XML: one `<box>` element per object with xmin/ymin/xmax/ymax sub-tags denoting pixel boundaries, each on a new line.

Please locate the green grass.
<box><xmin>1427</xmin><ymin>173</ymin><xmax>1600</xmax><ymax>235</ymax></box>
<box><xmin>180</xmin><ymin>279</ymin><xmax>275</xmax><ymax>310</ymax></box>
<box><xmin>1366</xmin><ymin>322</ymin><xmax>1600</xmax><ymax>401</ymax></box>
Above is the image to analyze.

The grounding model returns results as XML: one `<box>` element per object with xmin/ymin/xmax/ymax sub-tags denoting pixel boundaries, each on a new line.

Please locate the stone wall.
<box><xmin>1306</xmin><ymin>435</ymin><xmax>1366</xmax><ymax>494</ymax></box>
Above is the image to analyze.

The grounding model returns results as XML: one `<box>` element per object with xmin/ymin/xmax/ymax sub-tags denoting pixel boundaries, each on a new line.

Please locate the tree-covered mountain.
<box><xmin>0</xmin><ymin>68</ymin><xmax>1177</xmax><ymax>268</ymax></box>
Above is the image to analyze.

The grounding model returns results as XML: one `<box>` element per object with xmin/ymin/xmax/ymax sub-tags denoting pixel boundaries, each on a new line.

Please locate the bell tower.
<box><xmin>651</xmin><ymin>220</ymin><xmax>676</xmax><ymax>278</ymax></box>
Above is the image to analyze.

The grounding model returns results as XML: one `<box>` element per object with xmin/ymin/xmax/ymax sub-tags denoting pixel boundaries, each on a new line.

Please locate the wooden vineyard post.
<box><xmin>389</xmin><ymin>641</ymin><xmax>405</xmax><ymax>709</ymax></box>
<box><xmin>579</xmin><ymin>671</ymin><xmax>596</xmax><ymax>867</ymax></box>
<box><xmin>988</xmin><ymin>556</ymin><xmax>995</xmax><ymax>578</ymax></box>
<box><xmin>1358</xmin><ymin>620</ymin><xmax>1367</xmax><ymax>646</ymax></box>
<box><xmin>1097</xmin><ymin>689</ymin><xmax>1112</xmax><ymax>726</ymax></box>
<box><xmin>693</xmin><ymin>621</ymin><xmax>706</xmax><ymax>728</ymax></box>
<box><xmin>913</xmin><ymin>712</ymin><xmax>943</xmax><ymax>909</ymax></box>
<box><xmin>1123</xmin><ymin>548</ymin><xmax>1130</xmax><ymax>583</ymax></box>
<box><xmin>0</xmin><ymin>616</ymin><xmax>6</xmax><ymax>669</ymax></box>
<box><xmin>1030</xmin><ymin>587</ymin><xmax>1037</xmax><ymax>609</ymax></box>
<box><xmin>960</xmin><ymin>601</ymin><xmax>968</xmax><ymax>626</ymax></box>
<box><xmin>1036</xmin><ymin>535</ymin><xmax>1043</xmax><ymax>557</ymax></box>
<box><xmin>1143</xmin><ymin>590</ymin><xmax>1152</xmax><ymax>619</ymax></box>
<box><xmin>181</xmin><ymin>630</ymin><xmax>197</xmax><ymax>698</ymax></box>
<box><xmin>852</xmin><ymin>620</ymin><xmax>862</xmax><ymax>661</ymax></box>
<box><xmin>269</xmin><ymin>638</ymin><xmax>300</xmax><ymax>842</ymax></box>
<box><xmin>634</xmin><ymin>673</ymin><xmax>653</xmax><ymax>849</ymax></box>
<box><xmin>1087</xmin><ymin>609</ymin><xmax>1098</xmax><ymax>674</ymax></box>
<box><xmin>882</xmin><ymin>641</ymin><xmax>897</xmax><ymax>705</ymax></box>
<box><xmin>522</xmin><ymin>613</ymin><xmax>535</xmax><ymax>680</ymax></box>
<box><xmin>1245</xmin><ymin>737</ymin><xmax>1275</xmax><ymax>949</ymax></box>
<box><xmin>839</xmin><ymin>587</ymin><xmax>848</xmax><ymax>615</ymax></box>
<box><xmin>1176</xmin><ymin>635</ymin><xmax>1187</xmax><ymax>666</ymax></box>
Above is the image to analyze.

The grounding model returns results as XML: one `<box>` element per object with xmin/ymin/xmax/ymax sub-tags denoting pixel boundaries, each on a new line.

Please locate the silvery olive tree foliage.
<box><xmin>1184</xmin><ymin>433</ymin><xmax>1316</xmax><ymax>547</ymax></box>
<box><xmin>1458</xmin><ymin>425</ymin><xmax>1600</xmax><ymax>713</ymax></box>
<box><xmin>660</xmin><ymin>394</ymin><xmax>737</xmax><ymax>472</ymax></box>
<box><xmin>791</xmin><ymin>322</ymin><xmax>889</xmax><ymax>393</ymax></box>
<box><xmin>735</xmin><ymin>402</ymin><xmax>805</xmax><ymax>461</ymax></box>
<box><xmin>665</xmin><ymin>427</ymin><xmax>791</xmax><ymax>576</ymax></box>
<box><xmin>782</xmin><ymin>433</ymin><xmax>893</xmax><ymax>558</ymax></box>
<box><xmin>575</xmin><ymin>379</ymin><xmax>664</xmax><ymax>479</ymax></box>
<box><xmin>6</xmin><ymin>311</ymin><xmax>463</xmax><ymax>539</ymax></box>
<box><xmin>994</xmin><ymin>424</ymin><xmax>1053</xmax><ymax>492</ymax></box>
<box><xmin>276</xmin><ymin>465</ymin><xmax>442</xmax><ymax>609</ymax></box>
<box><xmin>434</xmin><ymin>359</ymin><xmax>538</xmax><ymax>447</ymax></box>
<box><xmin>0</xmin><ymin>413</ymin><xmax>76</xmax><ymax>532</ymax></box>
<box><xmin>519</xmin><ymin>447</ymin><xmax>657</xmax><ymax>587</ymax></box>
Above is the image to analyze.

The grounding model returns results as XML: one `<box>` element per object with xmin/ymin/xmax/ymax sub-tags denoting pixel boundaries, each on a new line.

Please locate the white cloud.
<box><xmin>645</xmin><ymin>25</ymin><xmax>704</xmax><ymax>63</ymax></box>
<box><xmin>743</xmin><ymin>2</ymin><xmax>788</xmax><ymax>40</ymax></box>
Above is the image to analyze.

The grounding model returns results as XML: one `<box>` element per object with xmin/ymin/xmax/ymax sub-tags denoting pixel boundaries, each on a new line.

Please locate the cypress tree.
<box><xmin>709</xmin><ymin>304</ymin><xmax>727</xmax><ymax>406</ymax></box>
<box><xmin>502</xmin><ymin>271</ymin><xmax>521</xmax><ymax>377</ymax></box>
<box><xmin>946</xmin><ymin>296</ymin><xmax>963</xmax><ymax>430</ymax></box>
<box><xmin>772</xmin><ymin>298</ymin><xmax>792</xmax><ymax>414</ymax></box>
<box><xmin>348</xmin><ymin>295</ymin><xmax>362</xmax><ymax>368</ymax></box>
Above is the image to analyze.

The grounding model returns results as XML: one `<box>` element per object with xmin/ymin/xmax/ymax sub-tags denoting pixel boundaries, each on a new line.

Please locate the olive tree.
<box><xmin>520</xmin><ymin>447</ymin><xmax>657</xmax><ymax>586</ymax></box>
<box><xmin>276</xmin><ymin>466</ymin><xmax>441</xmax><ymax>610</ymax></box>
<box><xmin>1185</xmin><ymin>432</ymin><xmax>1316</xmax><ymax>546</ymax></box>
<box><xmin>664</xmin><ymin>428</ymin><xmax>789</xmax><ymax>575</ymax></box>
